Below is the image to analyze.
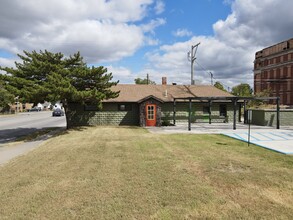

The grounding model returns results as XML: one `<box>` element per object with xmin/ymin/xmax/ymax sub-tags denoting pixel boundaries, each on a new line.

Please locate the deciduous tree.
<box><xmin>134</xmin><ymin>77</ymin><xmax>156</xmax><ymax>85</ymax></box>
<box><xmin>231</xmin><ymin>83</ymin><xmax>253</xmax><ymax>97</ymax></box>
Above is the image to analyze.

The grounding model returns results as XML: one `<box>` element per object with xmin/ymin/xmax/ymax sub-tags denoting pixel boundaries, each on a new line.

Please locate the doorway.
<box><xmin>146</xmin><ymin>104</ymin><xmax>156</xmax><ymax>126</ymax></box>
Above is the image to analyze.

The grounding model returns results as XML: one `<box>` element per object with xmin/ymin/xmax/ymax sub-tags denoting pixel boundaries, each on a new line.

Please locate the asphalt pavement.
<box><xmin>0</xmin><ymin>111</ymin><xmax>66</xmax><ymax>165</ymax></box>
<box><xmin>0</xmin><ymin>111</ymin><xmax>66</xmax><ymax>143</ymax></box>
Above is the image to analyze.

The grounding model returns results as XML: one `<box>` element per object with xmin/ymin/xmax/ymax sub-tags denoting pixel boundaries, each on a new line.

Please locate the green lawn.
<box><xmin>0</xmin><ymin>127</ymin><xmax>292</xmax><ymax>219</ymax></box>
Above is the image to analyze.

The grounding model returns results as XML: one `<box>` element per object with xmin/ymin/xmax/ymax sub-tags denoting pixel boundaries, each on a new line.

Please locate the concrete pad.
<box><xmin>222</xmin><ymin>130</ymin><xmax>293</xmax><ymax>155</ymax></box>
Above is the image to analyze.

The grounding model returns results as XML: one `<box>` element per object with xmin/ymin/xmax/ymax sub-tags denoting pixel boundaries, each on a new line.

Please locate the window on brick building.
<box><xmin>276</xmin><ymin>56</ymin><xmax>280</xmax><ymax>63</ymax></box>
<box><xmin>283</xmin><ymin>54</ymin><xmax>288</xmax><ymax>62</ymax></box>
<box><xmin>283</xmin><ymin>93</ymin><xmax>287</xmax><ymax>105</ymax></box>
<box><xmin>270</xmin><ymin>70</ymin><xmax>274</xmax><ymax>79</ymax></box>
<box><xmin>276</xmin><ymin>69</ymin><xmax>280</xmax><ymax>78</ymax></box>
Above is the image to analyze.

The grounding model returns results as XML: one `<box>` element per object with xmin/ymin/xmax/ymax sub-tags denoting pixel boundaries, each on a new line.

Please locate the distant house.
<box><xmin>67</xmin><ymin>81</ymin><xmax>238</xmax><ymax>128</ymax></box>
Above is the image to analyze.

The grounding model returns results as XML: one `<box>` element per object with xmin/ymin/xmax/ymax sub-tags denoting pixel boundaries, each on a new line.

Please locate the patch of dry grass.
<box><xmin>0</xmin><ymin>126</ymin><xmax>292</xmax><ymax>219</ymax></box>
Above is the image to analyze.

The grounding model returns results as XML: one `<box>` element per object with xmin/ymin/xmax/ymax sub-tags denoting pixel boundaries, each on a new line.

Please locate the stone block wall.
<box><xmin>139</xmin><ymin>99</ymin><xmax>162</xmax><ymax>127</ymax></box>
<box><xmin>251</xmin><ymin>109</ymin><xmax>293</xmax><ymax>126</ymax></box>
<box><xmin>67</xmin><ymin>102</ymin><xmax>139</xmax><ymax>127</ymax></box>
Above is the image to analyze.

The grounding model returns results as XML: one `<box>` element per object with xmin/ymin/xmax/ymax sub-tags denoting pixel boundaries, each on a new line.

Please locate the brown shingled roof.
<box><xmin>104</xmin><ymin>84</ymin><xmax>234</xmax><ymax>103</ymax></box>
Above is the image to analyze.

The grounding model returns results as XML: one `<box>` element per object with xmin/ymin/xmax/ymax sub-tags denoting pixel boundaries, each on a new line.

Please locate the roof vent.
<box><xmin>164</xmin><ymin>89</ymin><xmax>168</xmax><ymax>97</ymax></box>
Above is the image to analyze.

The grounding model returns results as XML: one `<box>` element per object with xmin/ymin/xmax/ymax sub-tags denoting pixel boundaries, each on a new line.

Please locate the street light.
<box><xmin>187</xmin><ymin>42</ymin><xmax>200</xmax><ymax>85</ymax></box>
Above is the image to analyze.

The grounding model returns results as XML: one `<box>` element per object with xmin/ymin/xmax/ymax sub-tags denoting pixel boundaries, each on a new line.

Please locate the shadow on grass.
<box><xmin>0</xmin><ymin>125</ymin><xmax>141</xmax><ymax>147</ymax></box>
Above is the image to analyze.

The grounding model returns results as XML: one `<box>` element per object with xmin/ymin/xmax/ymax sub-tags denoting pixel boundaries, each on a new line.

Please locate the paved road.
<box><xmin>0</xmin><ymin>111</ymin><xmax>66</xmax><ymax>144</ymax></box>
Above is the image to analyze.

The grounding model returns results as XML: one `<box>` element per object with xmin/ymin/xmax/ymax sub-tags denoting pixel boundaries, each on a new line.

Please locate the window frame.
<box><xmin>118</xmin><ymin>103</ymin><xmax>132</xmax><ymax>111</ymax></box>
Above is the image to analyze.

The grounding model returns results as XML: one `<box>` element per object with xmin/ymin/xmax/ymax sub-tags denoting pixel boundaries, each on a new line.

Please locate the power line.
<box><xmin>195</xmin><ymin>60</ymin><xmax>231</xmax><ymax>91</ymax></box>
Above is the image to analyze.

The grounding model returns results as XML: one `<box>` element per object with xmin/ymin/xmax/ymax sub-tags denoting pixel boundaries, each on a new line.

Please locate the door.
<box><xmin>146</xmin><ymin>104</ymin><xmax>156</xmax><ymax>126</ymax></box>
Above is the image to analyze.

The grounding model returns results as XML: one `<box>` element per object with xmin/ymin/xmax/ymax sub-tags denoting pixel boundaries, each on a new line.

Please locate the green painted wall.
<box><xmin>67</xmin><ymin>102</ymin><xmax>238</xmax><ymax>127</ymax></box>
<box><xmin>67</xmin><ymin>103</ymin><xmax>139</xmax><ymax>127</ymax></box>
<box><xmin>251</xmin><ymin>109</ymin><xmax>293</xmax><ymax>126</ymax></box>
<box><xmin>161</xmin><ymin>102</ymin><xmax>236</xmax><ymax>123</ymax></box>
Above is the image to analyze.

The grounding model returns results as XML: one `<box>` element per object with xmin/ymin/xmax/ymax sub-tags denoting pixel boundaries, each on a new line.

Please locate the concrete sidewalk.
<box><xmin>147</xmin><ymin>123</ymin><xmax>293</xmax><ymax>155</ymax></box>
<box><xmin>0</xmin><ymin>129</ymin><xmax>64</xmax><ymax>166</ymax></box>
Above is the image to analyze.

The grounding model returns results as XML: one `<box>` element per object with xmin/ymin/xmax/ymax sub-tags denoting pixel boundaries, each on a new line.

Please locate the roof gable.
<box><xmin>137</xmin><ymin>95</ymin><xmax>164</xmax><ymax>103</ymax></box>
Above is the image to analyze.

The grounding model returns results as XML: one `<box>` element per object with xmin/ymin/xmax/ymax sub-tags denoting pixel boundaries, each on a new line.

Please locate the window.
<box><xmin>283</xmin><ymin>67</ymin><xmax>288</xmax><ymax>77</ymax></box>
<box><xmin>203</xmin><ymin>106</ymin><xmax>210</xmax><ymax>114</ymax></box>
<box><xmin>283</xmin><ymin>54</ymin><xmax>288</xmax><ymax>62</ymax></box>
<box><xmin>219</xmin><ymin>105</ymin><xmax>227</xmax><ymax>117</ymax></box>
<box><xmin>84</xmin><ymin>104</ymin><xmax>99</xmax><ymax>111</ymax></box>
<box><xmin>147</xmin><ymin>105</ymin><xmax>155</xmax><ymax>120</ymax></box>
<box><xmin>118</xmin><ymin>104</ymin><xmax>132</xmax><ymax>111</ymax></box>
<box><xmin>276</xmin><ymin>56</ymin><xmax>281</xmax><ymax>63</ymax></box>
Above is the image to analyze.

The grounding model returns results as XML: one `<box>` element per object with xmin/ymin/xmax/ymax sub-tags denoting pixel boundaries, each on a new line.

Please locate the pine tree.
<box><xmin>0</xmin><ymin>50</ymin><xmax>119</xmax><ymax>128</ymax></box>
<box><xmin>0</xmin><ymin>81</ymin><xmax>14</xmax><ymax>112</ymax></box>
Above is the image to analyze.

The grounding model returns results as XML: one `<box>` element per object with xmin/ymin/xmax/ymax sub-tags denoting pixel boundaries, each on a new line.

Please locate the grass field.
<box><xmin>0</xmin><ymin>126</ymin><xmax>292</xmax><ymax>219</ymax></box>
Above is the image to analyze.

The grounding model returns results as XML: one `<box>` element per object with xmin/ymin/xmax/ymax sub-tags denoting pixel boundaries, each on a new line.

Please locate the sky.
<box><xmin>1</xmin><ymin>0</ymin><xmax>293</xmax><ymax>90</ymax></box>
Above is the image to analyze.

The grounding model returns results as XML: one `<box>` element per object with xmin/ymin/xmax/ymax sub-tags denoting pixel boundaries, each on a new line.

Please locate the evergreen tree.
<box><xmin>0</xmin><ymin>50</ymin><xmax>119</xmax><ymax>127</ymax></box>
<box><xmin>0</xmin><ymin>81</ymin><xmax>14</xmax><ymax>112</ymax></box>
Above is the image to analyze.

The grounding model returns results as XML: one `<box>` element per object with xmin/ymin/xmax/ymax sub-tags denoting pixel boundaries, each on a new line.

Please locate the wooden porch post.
<box><xmin>276</xmin><ymin>97</ymin><xmax>280</xmax><ymax>129</ymax></box>
<box><xmin>208</xmin><ymin>100</ymin><xmax>212</xmax><ymax>124</ymax></box>
<box><xmin>173</xmin><ymin>99</ymin><xmax>176</xmax><ymax>125</ymax></box>
<box><xmin>238</xmin><ymin>103</ymin><xmax>242</xmax><ymax>122</ymax></box>
<box><xmin>233</xmin><ymin>98</ymin><xmax>237</xmax><ymax>130</ymax></box>
<box><xmin>243</xmin><ymin>100</ymin><xmax>247</xmax><ymax>124</ymax></box>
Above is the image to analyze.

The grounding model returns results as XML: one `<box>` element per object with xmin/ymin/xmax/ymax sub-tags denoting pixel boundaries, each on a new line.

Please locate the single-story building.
<box><xmin>67</xmin><ymin>81</ymin><xmax>239</xmax><ymax>128</ymax></box>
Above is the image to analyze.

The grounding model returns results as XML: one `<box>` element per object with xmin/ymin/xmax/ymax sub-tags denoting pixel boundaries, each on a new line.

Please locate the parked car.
<box><xmin>28</xmin><ymin>107</ymin><xmax>41</xmax><ymax>112</ymax></box>
<box><xmin>52</xmin><ymin>108</ymin><xmax>65</xmax><ymax>117</ymax></box>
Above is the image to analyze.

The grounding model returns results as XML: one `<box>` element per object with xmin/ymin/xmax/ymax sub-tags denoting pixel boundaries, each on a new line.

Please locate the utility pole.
<box><xmin>210</xmin><ymin>72</ymin><xmax>213</xmax><ymax>86</ymax></box>
<box><xmin>146</xmin><ymin>73</ymin><xmax>149</xmax><ymax>85</ymax></box>
<box><xmin>188</xmin><ymin>42</ymin><xmax>200</xmax><ymax>85</ymax></box>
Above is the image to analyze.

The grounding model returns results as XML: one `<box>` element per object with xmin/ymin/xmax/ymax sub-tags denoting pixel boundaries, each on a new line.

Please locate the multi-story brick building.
<box><xmin>254</xmin><ymin>38</ymin><xmax>293</xmax><ymax>105</ymax></box>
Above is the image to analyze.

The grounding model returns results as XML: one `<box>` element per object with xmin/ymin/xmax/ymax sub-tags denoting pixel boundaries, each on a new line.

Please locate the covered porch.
<box><xmin>172</xmin><ymin>96</ymin><xmax>281</xmax><ymax>131</ymax></box>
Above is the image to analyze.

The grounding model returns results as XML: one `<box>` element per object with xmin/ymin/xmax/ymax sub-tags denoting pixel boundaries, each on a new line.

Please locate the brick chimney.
<box><xmin>162</xmin><ymin>77</ymin><xmax>167</xmax><ymax>85</ymax></box>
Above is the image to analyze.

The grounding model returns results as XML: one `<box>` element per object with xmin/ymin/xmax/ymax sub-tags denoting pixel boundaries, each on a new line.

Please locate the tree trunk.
<box><xmin>62</xmin><ymin>100</ymin><xmax>70</xmax><ymax>129</ymax></box>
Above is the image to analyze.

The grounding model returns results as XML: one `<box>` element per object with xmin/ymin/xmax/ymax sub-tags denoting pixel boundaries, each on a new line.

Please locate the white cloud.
<box><xmin>106</xmin><ymin>65</ymin><xmax>133</xmax><ymax>83</ymax></box>
<box><xmin>0</xmin><ymin>0</ymin><xmax>162</xmax><ymax>63</ymax></box>
<box><xmin>154</xmin><ymin>0</ymin><xmax>165</xmax><ymax>14</ymax></box>
<box><xmin>143</xmin><ymin>0</ymin><xmax>293</xmax><ymax>88</ymax></box>
<box><xmin>141</xmin><ymin>18</ymin><xmax>166</xmax><ymax>33</ymax></box>
<box><xmin>172</xmin><ymin>28</ymin><xmax>193</xmax><ymax>37</ymax></box>
<box><xmin>0</xmin><ymin>57</ymin><xmax>16</xmax><ymax>68</ymax></box>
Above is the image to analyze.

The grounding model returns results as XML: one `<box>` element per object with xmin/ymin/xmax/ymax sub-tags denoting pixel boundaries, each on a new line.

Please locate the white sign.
<box><xmin>248</xmin><ymin>110</ymin><xmax>252</xmax><ymax>122</ymax></box>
